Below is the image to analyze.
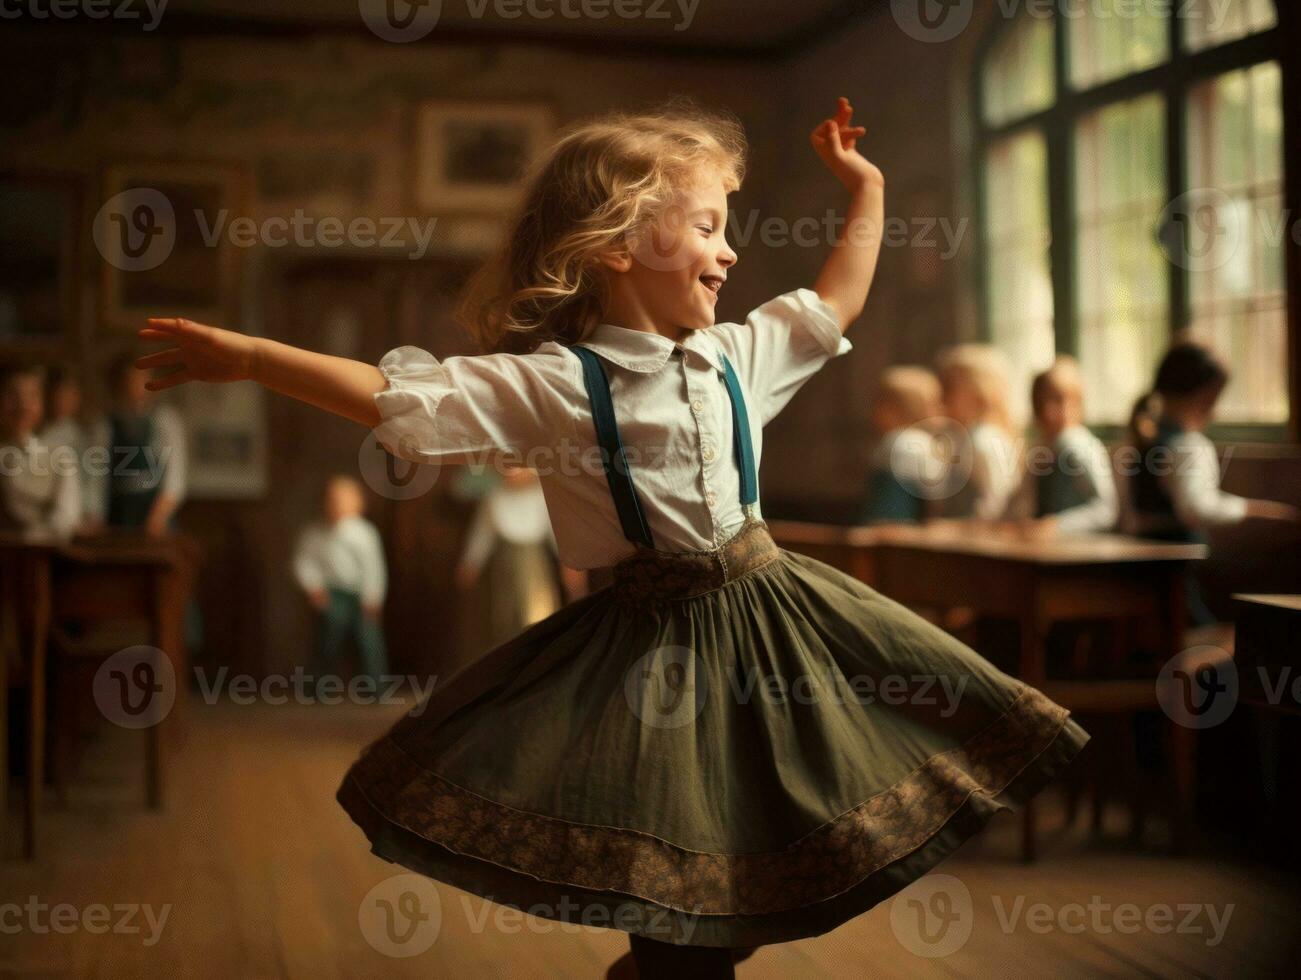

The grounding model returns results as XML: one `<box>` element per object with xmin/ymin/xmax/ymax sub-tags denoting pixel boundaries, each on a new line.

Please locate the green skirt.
<box><xmin>337</xmin><ymin>520</ymin><xmax>1088</xmax><ymax>948</ymax></box>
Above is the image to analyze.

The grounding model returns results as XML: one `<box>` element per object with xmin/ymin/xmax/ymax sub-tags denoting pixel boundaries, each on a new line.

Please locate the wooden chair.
<box><xmin>49</xmin><ymin>619</ymin><xmax>162</xmax><ymax>808</ymax></box>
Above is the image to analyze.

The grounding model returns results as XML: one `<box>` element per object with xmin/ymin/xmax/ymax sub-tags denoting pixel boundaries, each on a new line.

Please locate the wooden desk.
<box><xmin>1233</xmin><ymin>594</ymin><xmax>1301</xmax><ymax>715</ymax></box>
<box><xmin>0</xmin><ymin>532</ymin><xmax>191</xmax><ymax>859</ymax></box>
<box><xmin>0</xmin><ymin>533</ymin><xmax>58</xmax><ymax>861</ymax></box>
<box><xmin>768</xmin><ymin>520</ymin><xmax>1207</xmax><ymax>857</ymax></box>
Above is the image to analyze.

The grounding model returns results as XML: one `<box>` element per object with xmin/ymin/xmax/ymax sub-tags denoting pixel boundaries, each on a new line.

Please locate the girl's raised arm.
<box><xmin>809</xmin><ymin>97</ymin><xmax>886</xmax><ymax>334</ymax></box>
<box><xmin>136</xmin><ymin>318</ymin><xmax>385</xmax><ymax>427</ymax></box>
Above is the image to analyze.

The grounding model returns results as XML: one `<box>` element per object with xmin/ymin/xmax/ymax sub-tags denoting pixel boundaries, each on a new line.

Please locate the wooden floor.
<box><xmin>3</xmin><ymin>700</ymin><xmax>1298</xmax><ymax>979</ymax></box>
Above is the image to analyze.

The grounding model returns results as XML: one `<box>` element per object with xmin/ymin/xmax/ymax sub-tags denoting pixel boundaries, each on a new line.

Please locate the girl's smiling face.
<box><xmin>603</xmin><ymin>173</ymin><xmax>738</xmax><ymax>342</ymax></box>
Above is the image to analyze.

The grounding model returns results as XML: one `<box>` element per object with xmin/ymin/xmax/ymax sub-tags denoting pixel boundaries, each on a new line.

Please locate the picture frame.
<box><xmin>172</xmin><ymin>380</ymin><xmax>269</xmax><ymax>500</ymax></box>
<box><xmin>98</xmin><ymin>160</ymin><xmax>247</xmax><ymax>334</ymax></box>
<box><xmin>0</xmin><ymin>172</ymin><xmax>80</xmax><ymax>349</ymax></box>
<box><xmin>412</xmin><ymin>101</ymin><xmax>555</xmax><ymax>213</ymax></box>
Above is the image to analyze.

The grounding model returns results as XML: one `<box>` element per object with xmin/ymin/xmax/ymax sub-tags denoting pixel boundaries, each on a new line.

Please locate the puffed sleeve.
<box><xmin>709</xmin><ymin>288</ymin><xmax>851</xmax><ymax>425</ymax></box>
<box><xmin>372</xmin><ymin>345</ymin><xmax>576</xmax><ymax>465</ymax></box>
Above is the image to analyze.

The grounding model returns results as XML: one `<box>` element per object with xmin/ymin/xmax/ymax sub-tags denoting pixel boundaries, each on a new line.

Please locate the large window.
<box><xmin>976</xmin><ymin>0</ymin><xmax>1290</xmax><ymax>430</ymax></box>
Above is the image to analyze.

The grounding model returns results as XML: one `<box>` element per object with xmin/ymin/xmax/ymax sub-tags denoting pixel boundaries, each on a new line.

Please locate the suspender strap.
<box><xmin>571</xmin><ymin>346</ymin><xmax>656</xmax><ymax>550</ymax></box>
<box><xmin>720</xmin><ymin>355</ymin><xmax>758</xmax><ymax>507</ymax></box>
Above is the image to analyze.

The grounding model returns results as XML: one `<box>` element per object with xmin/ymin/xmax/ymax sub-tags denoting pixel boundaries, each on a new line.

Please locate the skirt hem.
<box><xmin>336</xmin><ymin>711</ymin><xmax>1088</xmax><ymax>947</ymax></box>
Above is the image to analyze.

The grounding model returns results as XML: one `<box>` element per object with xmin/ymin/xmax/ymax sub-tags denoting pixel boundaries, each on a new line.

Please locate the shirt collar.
<box><xmin>578</xmin><ymin>322</ymin><xmax>725</xmax><ymax>374</ymax></box>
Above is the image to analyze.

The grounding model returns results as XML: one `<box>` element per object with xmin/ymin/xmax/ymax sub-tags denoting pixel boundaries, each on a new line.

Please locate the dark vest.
<box><xmin>107</xmin><ymin>410</ymin><xmax>164</xmax><ymax>528</ymax></box>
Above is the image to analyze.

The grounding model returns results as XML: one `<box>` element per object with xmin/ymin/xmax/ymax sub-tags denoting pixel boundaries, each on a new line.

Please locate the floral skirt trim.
<box><xmin>338</xmin><ymin>684</ymin><xmax>1073</xmax><ymax>918</ymax></box>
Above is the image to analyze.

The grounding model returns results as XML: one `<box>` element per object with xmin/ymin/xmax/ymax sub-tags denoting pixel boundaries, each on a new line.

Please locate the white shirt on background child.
<box><xmin>968</xmin><ymin>422</ymin><xmax>1021</xmax><ymax>521</ymax></box>
<box><xmin>1007</xmin><ymin>424</ymin><xmax>1119</xmax><ymax>534</ymax></box>
<box><xmin>83</xmin><ymin>403</ymin><xmax>188</xmax><ymax>522</ymax></box>
<box><xmin>0</xmin><ymin>432</ymin><xmax>80</xmax><ymax>538</ymax></box>
<box><xmin>293</xmin><ymin>514</ymin><xmax>388</xmax><ymax>608</ymax></box>
<box><xmin>373</xmin><ymin>289</ymin><xmax>850</xmax><ymax>570</ymax></box>
<box><xmin>1162</xmin><ymin>429</ymin><xmax>1248</xmax><ymax>528</ymax></box>
<box><xmin>459</xmin><ymin>478</ymin><xmax>557</xmax><ymax>576</ymax></box>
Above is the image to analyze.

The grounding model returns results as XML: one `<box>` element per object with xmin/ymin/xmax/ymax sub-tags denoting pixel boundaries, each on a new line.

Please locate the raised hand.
<box><xmin>810</xmin><ymin>97</ymin><xmax>884</xmax><ymax>193</ymax></box>
<box><xmin>135</xmin><ymin>318</ymin><xmax>257</xmax><ymax>391</ymax></box>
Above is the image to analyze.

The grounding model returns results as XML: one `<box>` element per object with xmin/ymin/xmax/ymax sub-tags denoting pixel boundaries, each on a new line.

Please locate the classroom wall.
<box><xmin>3</xmin><ymin>4</ymin><xmax>1297</xmax><ymax>676</ymax></box>
<box><xmin>0</xmin><ymin>25</ymin><xmax>833</xmax><ymax>677</ymax></box>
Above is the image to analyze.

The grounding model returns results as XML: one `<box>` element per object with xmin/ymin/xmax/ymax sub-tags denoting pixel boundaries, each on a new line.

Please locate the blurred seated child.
<box><xmin>86</xmin><ymin>352</ymin><xmax>187</xmax><ymax>536</ymax></box>
<box><xmin>293</xmin><ymin>475</ymin><xmax>390</xmax><ymax>684</ymax></box>
<box><xmin>1127</xmin><ymin>340</ymin><xmax>1297</xmax><ymax>624</ymax></box>
<box><xmin>1006</xmin><ymin>355</ymin><xmax>1118</xmax><ymax>536</ymax></box>
<box><xmin>858</xmin><ymin>366</ymin><xmax>941</xmax><ymax>524</ymax></box>
<box><xmin>933</xmin><ymin>344</ymin><xmax>1020</xmax><ymax>522</ymax></box>
<box><xmin>0</xmin><ymin>362</ymin><xmax>79</xmax><ymax>538</ymax></box>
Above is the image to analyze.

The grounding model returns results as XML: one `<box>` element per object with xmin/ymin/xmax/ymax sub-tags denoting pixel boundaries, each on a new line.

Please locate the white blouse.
<box><xmin>458</xmin><ymin>477</ymin><xmax>557</xmax><ymax>575</ymax></box>
<box><xmin>292</xmin><ymin>514</ymin><xmax>389</xmax><ymax>607</ymax></box>
<box><xmin>0</xmin><ymin>433</ymin><xmax>81</xmax><ymax>538</ymax></box>
<box><xmin>1163</xmin><ymin>429</ymin><xmax>1248</xmax><ymax>528</ymax></box>
<box><xmin>1004</xmin><ymin>424</ymin><xmax>1119</xmax><ymax>534</ymax></box>
<box><xmin>373</xmin><ymin>288</ymin><xmax>850</xmax><ymax>569</ymax></box>
<box><xmin>84</xmin><ymin>404</ymin><xmax>188</xmax><ymax>521</ymax></box>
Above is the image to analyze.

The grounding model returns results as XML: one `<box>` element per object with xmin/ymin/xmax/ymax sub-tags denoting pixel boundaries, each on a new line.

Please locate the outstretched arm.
<box><xmin>809</xmin><ymin>97</ymin><xmax>886</xmax><ymax>334</ymax></box>
<box><xmin>136</xmin><ymin>319</ymin><xmax>385</xmax><ymax>427</ymax></box>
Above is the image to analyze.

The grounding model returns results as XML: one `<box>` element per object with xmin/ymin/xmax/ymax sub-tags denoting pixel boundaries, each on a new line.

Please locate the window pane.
<box><xmin>1068</xmin><ymin>1</ymin><xmax>1169</xmax><ymax>89</ymax></box>
<box><xmin>983</xmin><ymin>14</ymin><xmax>1055</xmax><ymax>126</ymax></box>
<box><xmin>985</xmin><ymin>130</ymin><xmax>1055</xmax><ymax>401</ymax></box>
<box><xmin>1074</xmin><ymin>95</ymin><xmax>1169</xmax><ymax>424</ymax></box>
<box><xmin>1184</xmin><ymin>61</ymin><xmax>1288</xmax><ymax>423</ymax></box>
<box><xmin>1184</xmin><ymin>0</ymin><xmax>1277</xmax><ymax>53</ymax></box>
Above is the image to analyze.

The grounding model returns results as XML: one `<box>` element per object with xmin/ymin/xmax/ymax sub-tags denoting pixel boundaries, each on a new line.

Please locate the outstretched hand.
<box><xmin>135</xmin><ymin>318</ymin><xmax>256</xmax><ymax>391</ymax></box>
<box><xmin>810</xmin><ymin>97</ymin><xmax>883</xmax><ymax>193</ymax></box>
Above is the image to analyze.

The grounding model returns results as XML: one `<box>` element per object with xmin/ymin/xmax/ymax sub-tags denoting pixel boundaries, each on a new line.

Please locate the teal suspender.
<box><xmin>571</xmin><ymin>346</ymin><xmax>758</xmax><ymax>550</ymax></box>
<box><xmin>720</xmin><ymin>357</ymin><xmax>758</xmax><ymax>507</ymax></box>
<box><xmin>571</xmin><ymin>346</ymin><xmax>657</xmax><ymax>549</ymax></box>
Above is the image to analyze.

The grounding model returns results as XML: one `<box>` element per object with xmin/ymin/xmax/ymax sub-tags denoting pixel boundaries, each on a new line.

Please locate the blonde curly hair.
<box><xmin>458</xmin><ymin>99</ymin><xmax>747</xmax><ymax>353</ymax></box>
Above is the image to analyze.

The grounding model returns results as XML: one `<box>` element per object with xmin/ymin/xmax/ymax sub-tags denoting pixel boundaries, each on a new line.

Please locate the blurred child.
<box><xmin>86</xmin><ymin>352</ymin><xmax>187</xmax><ymax>535</ymax></box>
<box><xmin>858</xmin><ymin>366</ymin><xmax>941</xmax><ymax>524</ymax></box>
<box><xmin>0</xmin><ymin>362</ymin><xmax>79</xmax><ymax>537</ymax></box>
<box><xmin>293</xmin><ymin>475</ymin><xmax>389</xmax><ymax>684</ymax></box>
<box><xmin>1128</xmin><ymin>340</ymin><xmax>1297</xmax><ymax>623</ymax></box>
<box><xmin>455</xmin><ymin>467</ymin><xmax>568</xmax><ymax>657</ymax></box>
<box><xmin>40</xmin><ymin>364</ymin><xmax>94</xmax><ymax>527</ymax></box>
<box><xmin>1007</xmin><ymin>355</ymin><xmax>1117</xmax><ymax>535</ymax></box>
<box><xmin>934</xmin><ymin>343</ymin><xmax>1021</xmax><ymax>521</ymax></box>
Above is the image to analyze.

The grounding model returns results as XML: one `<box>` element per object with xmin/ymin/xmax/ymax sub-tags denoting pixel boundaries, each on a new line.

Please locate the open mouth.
<box><xmin>699</xmin><ymin>274</ymin><xmax>725</xmax><ymax>297</ymax></box>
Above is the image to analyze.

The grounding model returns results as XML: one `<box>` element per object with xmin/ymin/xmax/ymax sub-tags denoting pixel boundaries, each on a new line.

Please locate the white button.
<box><xmin>690</xmin><ymin>398</ymin><xmax>704</xmax><ymax>414</ymax></box>
<box><xmin>705</xmin><ymin>491</ymin><xmax>717</xmax><ymax>507</ymax></box>
<box><xmin>701</xmin><ymin>444</ymin><xmax>716</xmax><ymax>462</ymax></box>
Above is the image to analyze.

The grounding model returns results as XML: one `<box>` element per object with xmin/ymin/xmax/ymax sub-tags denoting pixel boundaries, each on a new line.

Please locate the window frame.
<box><xmin>972</xmin><ymin>0</ymin><xmax>1298</xmax><ymax>443</ymax></box>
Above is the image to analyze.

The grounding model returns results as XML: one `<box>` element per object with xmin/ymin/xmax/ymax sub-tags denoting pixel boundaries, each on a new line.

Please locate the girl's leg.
<box><xmin>627</xmin><ymin>934</ymin><xmax>742</xmax><ymax>980</ymax></box>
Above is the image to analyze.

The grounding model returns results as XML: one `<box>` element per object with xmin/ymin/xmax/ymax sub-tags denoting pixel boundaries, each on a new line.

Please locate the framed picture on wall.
<box><xmin>97</xmin><ymin>160</ymin><xmax>246</xmax><ymax>334</ymax></box>
<box><xmin>0</xmin><ymin>172</ymin><xmax>80</xmax><ymax>348</ymax></box>
<box><xmin>412</xmin><ymin>102</ymin><xmax>554</xmax><ymax>213</ymax></box>
<box><xmin>171</xmin><ymin>381</ymin><xmax>269</xmax><ymax>500</ymax></box>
